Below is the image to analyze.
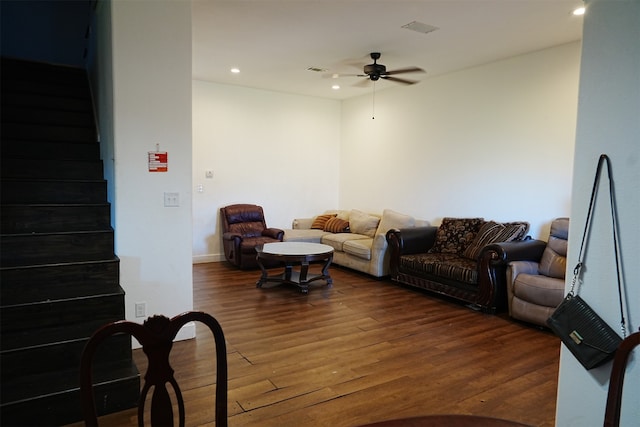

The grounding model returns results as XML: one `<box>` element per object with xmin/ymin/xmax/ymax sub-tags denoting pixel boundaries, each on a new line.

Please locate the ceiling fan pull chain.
<box><xmin>372</xmin><ymin>81</ymin><xmax>376</xmax><ymax>119</ymax></box>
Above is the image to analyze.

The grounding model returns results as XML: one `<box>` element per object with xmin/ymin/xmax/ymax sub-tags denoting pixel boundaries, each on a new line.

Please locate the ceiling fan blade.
<box><xmin>323</xmin><ymin>72</ymin><xmax>367</xmax><ymax>79</ymax></box>
<box><xmin>385</xmin><ymin>66</ymin><xmax>425</xmax><ymax>75</ymax></box>
<box><xmin>382</xmin><ymin>76</ymin><xmax>417</xmax><ymax>85</ymax></box>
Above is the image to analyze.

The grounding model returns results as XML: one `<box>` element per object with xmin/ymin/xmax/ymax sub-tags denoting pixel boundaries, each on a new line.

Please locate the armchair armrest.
<box><xmin>263</xmin><ymin>227</ymin><xmax>284</xmax><ymax>240</ymax></box>
<box><xmin>222</xmin><ymin>231</ymin><xmax>242</xmax><ymax>242</ymax></box>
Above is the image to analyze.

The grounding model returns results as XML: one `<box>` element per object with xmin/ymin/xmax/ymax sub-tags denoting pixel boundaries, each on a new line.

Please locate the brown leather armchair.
<box><xmin>220</xmin><ymin>204</ymin><xmax>284</xmax><ymax>269</ymax></box>
<box><xmin>505</xmin><ymin>217</ymin><xmax>569</xmax><ymax>327</ymax></box>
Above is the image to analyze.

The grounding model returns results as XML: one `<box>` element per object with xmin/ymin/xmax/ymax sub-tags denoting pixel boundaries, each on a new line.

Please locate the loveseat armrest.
<box><xmin>484</xmin><ymin>239</ymin><xmax>547</xmax><ymax>265</ymax></box>
<box><xmin>262</xmin><ymin>227</ymin><xmax>284</xmax><ymax>240</ymax></box>
<box><xmin>472</xmin><ymin>239</ymin><xmax>547</xmax><ymax>312</ymax></box>
<box><xmin>386</xmin><ymin>226</ymin><xmax>437</xmax><ymax>255</ymax></box>
<box><xmin>386</xmin><ymin>226</ymin><xmax>438</xmax><ymax>278</ymax></box>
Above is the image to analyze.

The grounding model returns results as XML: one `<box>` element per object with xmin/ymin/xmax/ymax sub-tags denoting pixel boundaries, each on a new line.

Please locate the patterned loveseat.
<box><xmin>386</xmin><ymin>217</ymin><xmax>544</xmax><ymax>313</ymax></box>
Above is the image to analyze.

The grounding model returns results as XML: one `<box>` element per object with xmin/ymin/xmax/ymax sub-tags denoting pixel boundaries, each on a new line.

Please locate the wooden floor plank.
<box><xmin>67</xmin><ymin>262</ymin><xmax>559</xmax><ymax>426</ymax></box>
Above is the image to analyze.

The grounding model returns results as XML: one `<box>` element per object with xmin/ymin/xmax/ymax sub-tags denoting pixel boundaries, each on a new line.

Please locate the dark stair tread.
<box><xmin>0</xmin><ymin>308</ymin><xmax>124</xmax><ymax>351</ymax></box>
<box><xmin>1</xmin><ymin>291</ymin><xmax>125</xmax><ymax>343</ymax></box>
<box><xmin>0</xmin><ymin>359</ymin><xmax>139</xmax><ymax>405</ymax></box>
<box><xmin>1</xmin><ymin>179</ymin><xmax>108</xmax><ymax>204</ymax></box>
<box><xmin>0</xmin><ymin>284</ymin><xmax>125</xmax><ymax>310</ymax></box>
<box><xmin>1</xmin><ymin>57</ymin><xmax>88</xmax><ymax>84</ymax></box>
<box><xmin>1</xmin><ymin>122</ymin><xmax>97</xmax><ymax>143</ymax></box>
<box><xmin>1</xmin><ymin>203</ymin><xmax>111</xmax><ymax>233</ymax></box>
<box><xmin>0</xmin><ymin>157</ymin><xmax>103</xmax><ymax>179</ymax></box>
<box><xmin>0</xmin><ymin>230</ymin><xmax>115</xmax><ymax>267</ymax></box>
<box><xmin>0</xmin><ymin>92</ymin><xmax>93</xmax><ymax>113</ymax></box>
<box><xmin>1</xmin><ymin>258</ymin><xmax>120</xmax><ymax>306</ymax></box>
<box><xmin>1</xmin><ymin>79</ymin><xmax>91</xmax><ymax>99</ymax></box>
<box><xmin>0</xmin><ymin>256</ymin><xmax>120</xmax><ymax>272</ymax></box>
<box><xmin>1</xmin><ymin>105</ymin><xmax>94</xmax><ymax>127</ymax></box>
<box><xmin>1</xmin><ymin>139</ymin><xmax>101</xmax><ymax>161</ymax></box>
<box><xmin>0</xmin><ymin>177</ymin><xmax>106</xmax><ymax>184</ymax></box>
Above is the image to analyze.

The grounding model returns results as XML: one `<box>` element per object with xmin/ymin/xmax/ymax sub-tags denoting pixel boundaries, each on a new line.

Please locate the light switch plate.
<box><xmin>164</xmin><ymin>192</ymin><xmax>179</xmax><ymax>207</ymax></box>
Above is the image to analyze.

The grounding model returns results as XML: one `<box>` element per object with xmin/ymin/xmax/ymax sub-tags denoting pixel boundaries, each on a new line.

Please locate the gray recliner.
<box><xmin>505</xmin><ymin>218</ymin><xmax>569</xmax><ymax>327</ymax></box>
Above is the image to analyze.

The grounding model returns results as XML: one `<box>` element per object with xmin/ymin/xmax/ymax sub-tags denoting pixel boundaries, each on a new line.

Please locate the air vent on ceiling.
<box><xmin>401</xmin><ymin>21</ymin><xmax>439</xmax><ymax>35</ymax></box>
<box><xmin>307</xmin><ymin>66</ymin><xmax>327</xmax><ymax>72</ymax></box>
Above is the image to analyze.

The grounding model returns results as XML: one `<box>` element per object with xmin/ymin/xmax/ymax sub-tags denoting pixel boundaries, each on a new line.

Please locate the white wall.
<box><xmin>556</xmin><ymin>0</ymin><xmax>640</xmax><ymax>425</ymax></box>
<box><xmin>109</xmin><ymin>1</ymin><xmax>194</xmax><ymax>338</ymax></box>
<box><xmin>192</xmin><ymin>81</ymin><xmax>341</xmax><ymax>262</ymax></box>
<box><xmin>192</xmin><ymin>43</ymin><xmax>581</xmax><ymax>262</ymax></box>
<box><xmin>341</xmin><ymin>42</ymin><xmax>581</xmax><ymax>239</ymax></box>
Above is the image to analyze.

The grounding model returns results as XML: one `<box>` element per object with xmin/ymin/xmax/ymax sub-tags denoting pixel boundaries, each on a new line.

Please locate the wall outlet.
<box><xmin>135</xmin><ymin>302</ymin><xmax>146</xmax><ymax>318</ymax></box>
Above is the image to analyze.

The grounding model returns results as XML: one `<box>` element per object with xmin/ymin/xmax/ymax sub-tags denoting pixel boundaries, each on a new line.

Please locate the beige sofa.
<box><xmin>283</xmin><ymin>209</ymin><xmax>428</xmax><ymax>277</ymax></box>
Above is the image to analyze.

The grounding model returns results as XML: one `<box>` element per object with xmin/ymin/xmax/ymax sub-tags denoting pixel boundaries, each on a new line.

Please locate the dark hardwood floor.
<box><xmin>70</xmin><ymin>261</ymin><xmax>560</xmax><ymax>426</ymax></box>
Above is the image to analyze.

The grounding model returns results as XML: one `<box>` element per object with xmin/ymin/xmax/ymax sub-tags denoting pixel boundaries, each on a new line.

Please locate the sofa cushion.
<box><xmin>311</xmin><ymin>214</ymin><xmax>336</xmax><ymax>230</ymax></box>
<box><xmin>429</xmin><ymin>217</ymin><xmax>485</xmax><ymax>255</ymax></box>
<box><xmin>348</xmin><ymin>209</ymin><xmax>380</xmax><ymax>238</ymax></box>
<box><xmin>376</xmin><ymin>209</ymin><xmax>416</xmax><ymax>235</ymax></box>
<box><xmin>343</xmin><ymin>238</ymin><xmax>373</xmax><ymax>260</ymax></box>
<box><xmin>399</xmin><ymin>253</ymin><xmax>478</xmax><ymax>285</ymax></box>
<box><xmin>463</xmin><ymin>221</ymin><xmax>528</xmax><ymax>260</ymax></box>
<box><xmin>503</xmin><ymin>221</ymin><xmax>530</xmax><ymax>240</ymax></box>
<box><xmin>283</xmin><ymin>228</ymin><xmax>327</xmax><ymax>243</ymax></box>
<box><xmin>322</xmin><ymin>233</ymin><xmax>369</xmax><ymax>252</ymax></box>
<box><xmin>324</xmin><ymin>217</ymin><xmax>350</xmax><ymax>233</ymax></box>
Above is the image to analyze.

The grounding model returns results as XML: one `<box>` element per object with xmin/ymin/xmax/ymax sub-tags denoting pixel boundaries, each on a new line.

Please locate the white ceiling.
<box><xmin>192</xmin><ymin>0</ymin><xmax>584</xmax><ymax>100</ymax></box>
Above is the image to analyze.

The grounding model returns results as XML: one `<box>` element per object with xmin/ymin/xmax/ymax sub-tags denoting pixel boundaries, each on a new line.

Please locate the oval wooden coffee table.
<box><xmin>255</xmin><ymin>242</ymin><xmax>334</xmax><ymax>293</ymax></box>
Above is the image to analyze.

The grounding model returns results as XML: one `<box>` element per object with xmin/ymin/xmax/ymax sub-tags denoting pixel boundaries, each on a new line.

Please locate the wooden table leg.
<box><xmin>256</xmin><ymin>255</ymin><xmax>268</xmax><ymax>287</ymax></box>
<box><xmin>321</xmin><ymin>254</ymin><xmax>333</xmax><ymax>286</ymax></box>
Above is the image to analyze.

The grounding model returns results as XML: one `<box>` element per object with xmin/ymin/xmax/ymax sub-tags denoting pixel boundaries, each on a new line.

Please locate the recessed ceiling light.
<box><xmin>573</xmin><ymin>6</ymin><xmax>586</xmax><ymax>16</ymax></box>
<box><xmin>331</xmin><ymin>85</ymin><xmax>340</xmax><ymax>90</ymax></box>
<box><xmin>230</xmin><ymin>68</ymin><xmax>240</xmax><ymax>74</ymax></box>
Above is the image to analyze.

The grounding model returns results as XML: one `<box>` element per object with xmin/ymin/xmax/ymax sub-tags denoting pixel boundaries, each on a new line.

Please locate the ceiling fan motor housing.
<box><xmin>364</xmin><ymin>63</ymin><xmax>386</xmax><ymax>80</ymax></box>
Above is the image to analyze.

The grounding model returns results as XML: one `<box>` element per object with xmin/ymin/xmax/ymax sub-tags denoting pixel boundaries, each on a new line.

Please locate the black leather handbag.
<box><xmin>546</xmin><ymin>154</ymin><xmax>627</xmax><ymax>370</ymax></box>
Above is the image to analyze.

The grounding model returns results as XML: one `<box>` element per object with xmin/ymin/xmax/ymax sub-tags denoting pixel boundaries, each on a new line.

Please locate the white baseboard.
<box><xmin>193</xmin><ymin>254</ymin><xmax>225</xmax><ymax>264</ymax></box>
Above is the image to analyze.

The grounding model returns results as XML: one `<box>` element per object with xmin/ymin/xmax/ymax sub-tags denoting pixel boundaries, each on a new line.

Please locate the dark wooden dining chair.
<box><xmin>604</xmin><ymin>331</ymin><xmax>640</xmax><ymax>427</ymax></box>
<box><xmin>80</xmin><ymin>311</ymin><xmax>228</xmax><ymax>427</ymax></box>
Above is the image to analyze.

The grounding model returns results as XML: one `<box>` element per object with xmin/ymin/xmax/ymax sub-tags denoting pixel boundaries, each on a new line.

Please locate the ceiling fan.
<box><xmin>334</xmin><ymin>52</ymin><xmax>426</xmax><ymax>85</ymax></box>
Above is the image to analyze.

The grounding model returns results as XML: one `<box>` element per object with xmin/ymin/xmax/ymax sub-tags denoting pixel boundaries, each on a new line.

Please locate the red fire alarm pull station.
<box><xmin>148</xmin><ymin>151</ymin><xmax>168</xmax><ymax>172</ymax></box>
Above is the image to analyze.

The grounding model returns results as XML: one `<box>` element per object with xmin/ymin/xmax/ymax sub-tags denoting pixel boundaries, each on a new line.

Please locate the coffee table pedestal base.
<box><xmin>256</xmin><ymin>254</ymin><xmax>333</xmax><ymax>294</ymax></box>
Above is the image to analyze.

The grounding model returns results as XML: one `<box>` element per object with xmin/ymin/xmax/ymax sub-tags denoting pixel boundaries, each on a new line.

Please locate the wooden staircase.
<box><xmin>1</xmin><ymin>58</ymin><xmax>139</xmax><ymax>426</ymax></box>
